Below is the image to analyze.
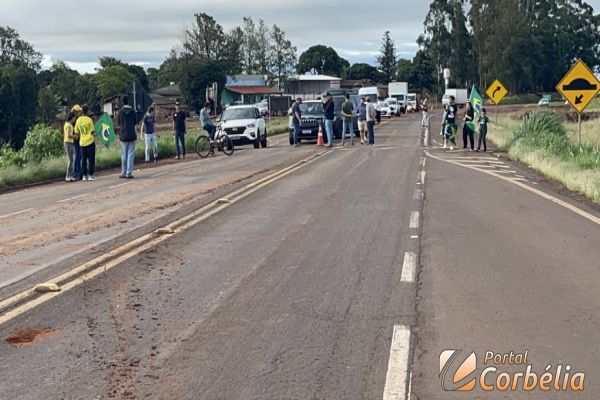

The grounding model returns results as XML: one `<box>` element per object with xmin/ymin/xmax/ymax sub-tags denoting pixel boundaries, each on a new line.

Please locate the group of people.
<box><xmin>290</xmin><ymin>93</ymin><xmax>378</xmax><ymax>148</ymax></box>
<box><xmin>63</xmin><ymin>96</ymin><xmax>162</xmax><ymax>182</ymax></box>
<box><xmin>441</xmin><ymin>95</ymin><xmax>490</xmax><ymax>152</ymax></box>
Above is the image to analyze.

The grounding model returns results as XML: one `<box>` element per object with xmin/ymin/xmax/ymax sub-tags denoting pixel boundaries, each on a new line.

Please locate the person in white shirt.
<box><xmin>366</xmin><ymin>98</ymin><xmax>376</xmax><ymax>145</ymax></box>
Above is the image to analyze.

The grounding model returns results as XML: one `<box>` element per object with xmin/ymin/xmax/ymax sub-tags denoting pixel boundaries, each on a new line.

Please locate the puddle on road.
<box><xmin>5</xmin><ymin>328</ymin><xmax>54</xmax><ymax>347</ymax></box>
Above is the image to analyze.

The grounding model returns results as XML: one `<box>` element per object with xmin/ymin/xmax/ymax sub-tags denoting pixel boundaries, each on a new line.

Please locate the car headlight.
<box><xmin>247</xmin><ymin>123</ymin><xmax>256</xmax><ymax>128</ymax></box>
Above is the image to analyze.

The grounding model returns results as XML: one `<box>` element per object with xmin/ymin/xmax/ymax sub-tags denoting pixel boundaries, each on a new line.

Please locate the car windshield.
<box><xmin>387</xmin><ymin>100</ymin><xmax>397</xmax><ymax>105</ymax></box>
<box><xmin>381</xmin><ymin>102</ymin><xmax>389</xmax><ymax>107</ymax></box>
<box><xmin>300</xmin><ymin>102</ymin><xmax>324</xmax><ymax>114</ymax></box>
<box><xmin>223</xmin><ymin>108</ymin><xmax>256</xmax><ymax>120</ymax></box>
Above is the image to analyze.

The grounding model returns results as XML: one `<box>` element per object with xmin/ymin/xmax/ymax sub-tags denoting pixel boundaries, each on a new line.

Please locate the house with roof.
<box><xmin>282</xmin><ymin>74</ymin><xmax>342</xmax><ymax>99</ymax></box>
<box><xmin>221</xmin><ymin>75</ymin><xmax>281</xmax><ymax>106</ymax></box>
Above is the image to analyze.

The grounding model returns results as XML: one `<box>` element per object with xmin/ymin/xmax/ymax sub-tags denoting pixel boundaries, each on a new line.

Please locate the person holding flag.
<box><xmin>441</xmin><ymin>95</ymin><xmax>458</xmax><ymax>150</ymax></box>
<box><xmin>465</xmin><ymin>85</ymin><xmax>484</xmax><ymax>151</ymax></box>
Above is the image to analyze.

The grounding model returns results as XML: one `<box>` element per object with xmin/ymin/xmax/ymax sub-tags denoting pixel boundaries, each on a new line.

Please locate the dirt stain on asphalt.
<box><xmin>5</xmin><ymin>328</ymin><xmax>54</xmax><ymax>347</ymax></box>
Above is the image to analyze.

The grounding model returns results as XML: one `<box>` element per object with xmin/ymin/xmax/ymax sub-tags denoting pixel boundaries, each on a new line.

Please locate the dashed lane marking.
<box><xmin>0</xmin><ymin>208</ymin><xmax>33</xmax><ymax>220</ymax></box>
<box><xmin>401</xmin><ymin>252</ymin><xmax>417</xmax><ymax>283</ymax></box>
<box><xmin>409</xmin><ymin>211</ymin><xmax>420</xmax><ymax>229</ymax></box>
<box><xmin>383</xmin><ymin>325</ymin><xmax>412</xmax><ymax>400</ymax></box>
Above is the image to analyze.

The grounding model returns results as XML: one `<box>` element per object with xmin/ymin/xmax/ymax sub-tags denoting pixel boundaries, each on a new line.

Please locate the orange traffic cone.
<box><xmin>316</xmin><ymin>123</ymin><xmax>325</xmax><ymax>147</ymax></box>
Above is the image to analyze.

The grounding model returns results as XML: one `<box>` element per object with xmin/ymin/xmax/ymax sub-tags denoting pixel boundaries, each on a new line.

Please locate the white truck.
<box><xmin>442</xmin><ymin>89</ymin><xmax>468</xmax><ymax>107</ymax></box>
<box><xmin>388</xmin><ymin>82</ymin><xmax>408</xmax><ymax>112</ymax></box>
<box><xmin>358</xmin><ymin>86</ymin><xmax>384</xmax><ymax>104</ymax></box>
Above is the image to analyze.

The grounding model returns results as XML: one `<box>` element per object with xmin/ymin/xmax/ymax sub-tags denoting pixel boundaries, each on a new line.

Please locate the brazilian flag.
<box><xmin>468</xmin><ymin>85</ymin><xmax>484</xmax><ymax>131</ymax></box>
<box><xmin>95</xmin><ymin>113</ymin><xmax>116</xmax><ymax>149</ymax></box>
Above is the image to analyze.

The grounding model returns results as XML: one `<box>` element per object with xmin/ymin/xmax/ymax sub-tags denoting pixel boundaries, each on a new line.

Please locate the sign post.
<box><xmin>486</xmin><ymin>79</ymin><xmax>508</xmax><ymax>123</ymax></box>
<box><xmin>556</xmin><ymin>59</ymin><xmax>600</xmax><ymax>146</ymax></box>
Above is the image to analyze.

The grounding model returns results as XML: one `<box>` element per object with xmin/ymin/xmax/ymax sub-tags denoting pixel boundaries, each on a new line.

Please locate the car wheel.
<box><xmin>260</xmin><ymin>130</ymin><xmax>268</xmax><ymax>148</ymax></box>
<box><xmin>254</xmin><ymin>132</ymin><xmax>260</xmax><ymax>149</ymax></box>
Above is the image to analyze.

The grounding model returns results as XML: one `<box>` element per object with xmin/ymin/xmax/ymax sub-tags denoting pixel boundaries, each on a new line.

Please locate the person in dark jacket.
<box><xmin>119</xmin><ymin>96</ymin><xmax>137</xmax><ymax>179</ymax></box>
<box><xmin>173</xmin><ymin>102</ymin><xmax>186</xmax><ymax>159</ymax></box>
<box><xmin>323</xmin><ymin>92</ymin><xmax>335</xmax><ymax>147</ymax></box>
<box><xmin>462</xmin><ymin>102</ymin><xmax>475</xmax><ymax>151</ymax></box>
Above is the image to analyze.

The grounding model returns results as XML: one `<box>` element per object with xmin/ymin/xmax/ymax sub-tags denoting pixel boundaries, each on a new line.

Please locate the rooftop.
<box><xmin>225</xmin><ymin>86</ymin><xmax>282</xmax><ymax>95</ymax></box>
<box><xmin>288</xmin><ymin>74</ymin><xmax>341</xmax><ymax>82</ymax></box>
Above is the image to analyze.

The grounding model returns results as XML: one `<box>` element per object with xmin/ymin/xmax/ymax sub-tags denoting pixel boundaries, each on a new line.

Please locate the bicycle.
<box><xmin>195</xmin><ymin>126</ymin><xmax>235</xmax><ymax>158</ymax></box>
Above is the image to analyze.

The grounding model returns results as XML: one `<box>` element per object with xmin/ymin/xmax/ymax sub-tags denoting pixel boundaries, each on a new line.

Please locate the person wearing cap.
<box><xmin>119</xmin><ymin>96</ymin><xmax>137</xmax><ymax>179</ymax></box>
<box><xmin>291</xmin><ymin>98</ymin><xmax>302</xmax><ymax>147</ymax></box>
<box><xmin>74</xmin><ymin>104</ymin><xmax>97</xmax><ymax>180</ymax></box>
<box><xmin>71</xmin><ymin>104</ymin><xmax>83</xmax><ymax>180</ymax></box>
<box><xmin>173</xmin><ymin>102</ymin><xmax>186</xmax><ymax>159</ymax></box>
<box><xmin>323</xmin><ymin>92</ymin><xmax>335</xmax><ymax>147</ymax></box>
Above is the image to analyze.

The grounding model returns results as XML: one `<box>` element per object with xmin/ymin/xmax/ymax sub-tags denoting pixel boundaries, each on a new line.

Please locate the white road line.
<box><xmin>410</xmin><ymin>235</ymin><xmax>419</xmax><ymax>239</ymax></box>
<box><xmin>420</xmin><ymin>171</ymin><xmax>426</xmax><ymax>185</ymax></box>
<box><xmin>0</xmin><ymin>208</ymin><xmax>33</xmax><ymax>220</ymax></box>
<box><xmin>401</xmin><ymin>252</ymin><xmax>417</xmax><ymax>282</ymax></box>
<box><xmin>413</xmin><ymin>189</ymin><xmax>422</xmax><ymax>201</ymax></box>
<box><xmin>152</xmin><ymin>171</ymin><xmax>169</xmax><ymax>178</ymax></box>
<box><xmin>383</xmin><ymin>325</ymin><xmax>412</xmax><ymax>400</ymax></box>
<box><xmin>57</xmin><ymin>193</ymin><xmax>87</xmax><ymax>203</ymax></box>
<box><xmin>496</xmin><ymin>165</ymin><xmax>511</xmax><ymax>169</ymax></box>
<box><xmin>109</xmin><ymin>182</ymin><xmax>133</xmax><ymax>190</ymax></box>
<box><xmin>409</xmin><ymin>211</ymin><xmax>420</xmax><ymax>229</ymax></box>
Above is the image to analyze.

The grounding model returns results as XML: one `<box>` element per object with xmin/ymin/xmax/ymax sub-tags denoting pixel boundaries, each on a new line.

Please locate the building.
<box><xmin>150</xmin><ymin>84</ymin><xmax>182</xmax><ymax>119</ymax></box>
<box><xmin>221</xmin><ymin>75</ymin><xmax>281</xmax><ymax>106</ymax></box>
<box><xmin>282</xmin><ymin>75</ymin><xmax>342</xmax><ymax>99</ymax></box>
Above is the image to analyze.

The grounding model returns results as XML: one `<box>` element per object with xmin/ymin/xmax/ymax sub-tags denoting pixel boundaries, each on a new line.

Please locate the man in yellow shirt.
<box><xmin>74</xmin><ymin>104</ymin><xmax>96</xmax><ymax>181</ymax></box>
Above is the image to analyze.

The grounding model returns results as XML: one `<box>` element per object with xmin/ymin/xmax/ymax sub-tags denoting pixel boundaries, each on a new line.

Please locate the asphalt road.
<box><xmin>0</xmin><ymin>115</ymin><xmax>424</xmax><ymax>399</ymax></box>
<box><xmin>1</xmin><ymin>112</ymin><xmax>599</xmax><ymax>400</ymax></box>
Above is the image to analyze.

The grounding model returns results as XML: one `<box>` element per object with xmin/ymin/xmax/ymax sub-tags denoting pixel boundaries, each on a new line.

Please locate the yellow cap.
<box><xmin>71</xmin><ymin>104</ymin><xmax>82</xmax><ymax>112</ymax></box>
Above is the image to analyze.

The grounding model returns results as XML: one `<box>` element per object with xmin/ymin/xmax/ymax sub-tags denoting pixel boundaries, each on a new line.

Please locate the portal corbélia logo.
<box><xmin>440</xmin><ymin>350</ymin><xmax>585</xmax><ymax>393</ymax></box>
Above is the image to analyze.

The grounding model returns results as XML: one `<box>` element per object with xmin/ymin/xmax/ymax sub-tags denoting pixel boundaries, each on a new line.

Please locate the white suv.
<box><xmin>220</xmin><ymin>105</ymin><xmax>267</xmax><ymax>148</ymax></box>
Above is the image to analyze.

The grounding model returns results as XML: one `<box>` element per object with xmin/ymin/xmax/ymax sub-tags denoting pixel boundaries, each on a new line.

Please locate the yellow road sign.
<box><xmin>486</xmin><ymin>80</ymin><xmax>508</xmax><ymax>105</ymax></box>
<box><xmin>556</xmin><ymin>59</ymin><xmax>600</xmax><ymax>114</ymax></box>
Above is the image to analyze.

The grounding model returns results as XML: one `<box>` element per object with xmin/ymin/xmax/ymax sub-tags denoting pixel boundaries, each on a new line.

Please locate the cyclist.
<box><xmin>441</xmin><ymin>95</ymin><xmax>458</xmax><ymax>150</ymax></box>
<box><xmin>200</xmin><ymin>101</ymin><xmax>216</xmax><ymax>140</ymax></box>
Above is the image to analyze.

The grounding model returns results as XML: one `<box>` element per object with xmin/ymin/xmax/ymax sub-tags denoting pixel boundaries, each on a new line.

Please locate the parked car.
<box><xmin>538</xmin><ymin>95</ymin><xmax>551</xmax><ymax>107</ymax></box>
<box><xmin>288</xmin><ymin>100</ymin><xmax>327</xmax><ymax>145</ymax></box>
<box><xmin>385</xmin><ymin>98</ymin><xmax>400</xmax><ymax>116</ymax></box>
<box><xmin>221</xmin><ymin>105</ymin><xmax>267</xmax><ymax>148</ymax></box>
<box><xmin>380</xmin><ymin>101</ymin><xmax>393</xmax><ymax>118</ymax></box>
<box><xmin>255</xmin><ymin>99</ymin><xmax>269</xmax><ymax>116</ymax></box>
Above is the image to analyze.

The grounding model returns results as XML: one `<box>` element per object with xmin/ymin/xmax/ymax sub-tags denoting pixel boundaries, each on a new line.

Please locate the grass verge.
<box><xmin>489</xmin><ymin>111</ymin><xmax>600</xmax><ymax>203</ymax></box>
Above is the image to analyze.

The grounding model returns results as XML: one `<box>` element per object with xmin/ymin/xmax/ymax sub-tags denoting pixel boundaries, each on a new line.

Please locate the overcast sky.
<box><xmin>1</xmin><ymin>0</ymin><xmax>599</xmax><ymax>74</ymax></box>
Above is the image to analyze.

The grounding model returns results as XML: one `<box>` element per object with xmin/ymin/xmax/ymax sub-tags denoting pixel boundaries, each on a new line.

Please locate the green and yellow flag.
<box><xmin>95</xmin><ymin>113</ymin><xmax>116</xmax><ymax>149</ymax></box>
<box><xmin>468</xmin><ymin>85</ymin><xmax>484</xmax><ymax>130</ymax></box>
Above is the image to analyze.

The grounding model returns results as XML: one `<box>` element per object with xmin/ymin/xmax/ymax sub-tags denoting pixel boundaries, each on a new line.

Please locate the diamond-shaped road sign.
<box><xmin>485</xmin><ymin>80</ymin><xmax>508</xmax><ymax>105</ymax></box>
<box><xmin>557</xmin><ymin>59</ymin><xmax>600</xmax><ymax>114</ymax></box>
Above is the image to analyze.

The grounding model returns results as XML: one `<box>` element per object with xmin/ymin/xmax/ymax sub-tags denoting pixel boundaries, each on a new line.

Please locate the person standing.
<box><xmin>441</xmin><ymin>96</ymin><xmax>458</xmax><ymax>150</ymax></box>
<box><xmin>356</xmin><ymin>97</ymin><xmax>367</xmax><ymax>145</ymax></box>
<box><xmin>366</xmin><ymin>97</ymin><xmax>376</xmax><ymax>145</ymax></box>
<box><xmin>323</xmin><ymin>92</ymin><xmax>335</xmax><ymax>147</ymax></box>
<box><xmin>291</xmin><ymin>98</ymin><xmax>302</xmax><ymax>147</ymax></box>
<box><xmin>141</xmin><ymin>105</ymin><xmax>158</xmax><ymax>164</ymax></box>
<box><xmin>462</xmin><ymin>102</ymin><xmax>475</xmax><ymax>151</ymax></box>
<box><xmin>477</xmin><ymin>108</ymin><xmax>490</xmax><ymax>152</ymax></box>
<box><xmin>375</xmin><ymin>98</ymin><xmax>382</xmax><ymax>124</ymax></box>
<box><xmin>75</xmin><ymin>104</ymin><xmax>96</xmax><ymax>181</ymax></box>
<box><xmin>421</xmin><ymin>96</ymin><xmax>429</xmax><ymax>127</ymax></box>
<box><xmin>119</xmin><ymin>96</ymin><xmax>137</xmax><ymax>179</ymax></box>
<box><xmin>173</xmin><ymin>102</ymin><xmax>186</xmax><ymax>159</ymax></box>
<box><xmin>340</xmin><ymin>94</ymin><xmax>354</xmax><ymax>146</ymax></box>
<box><xmin>71</xmin><ymin>105</ymin><xmax>83</xmax><ymax>180</ymax></box>
<box><xmin>200</xmin><ymin>102</ymin><xmax>216</xmax><ymax>140</ymax></box>
<box><xmin>63</xmin><ymin>112</ymin><xmax>77</xmax><ymax>182</ymax></box>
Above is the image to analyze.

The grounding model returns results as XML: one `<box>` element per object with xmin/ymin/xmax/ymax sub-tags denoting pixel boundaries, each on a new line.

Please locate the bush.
<box><xmin>21</xmin><ymin>124</ymin><xmax>64</xmax><ymax>162</ymax></box>
<box><xmin>0</xmin><ymin>145</ymin><xmax>25</xmax><ymax>168</ymax></box>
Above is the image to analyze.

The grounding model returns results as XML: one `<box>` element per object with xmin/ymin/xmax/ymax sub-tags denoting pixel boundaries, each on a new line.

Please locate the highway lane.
<box><xmin>0</xmin><ymin>115</ymin><xmax>424</xmax><ymax>399</ymax></box>
<box><xmin>411</xmin><ymin>120</ymin><xmax>600</xmax><ymax>399</ymax></box>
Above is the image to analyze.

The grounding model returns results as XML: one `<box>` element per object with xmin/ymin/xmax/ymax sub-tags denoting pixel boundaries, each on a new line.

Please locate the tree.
<box><xmin>254</xmin><ymin>19</ymin><xmax>270</xmax><ymax>75</ymax></box>
<box><xmin>411</xmin><ymin>50</ymin><xmax>436</xmax><ymax>94</ymax></box>
<box><xmin>147</xmin><ymin>67</ymin><xmax>159</xmax><ymax>91</ymax></box>
<box><xmin>98</xmin><ymin>56</ymin><xmax>149</xmax><ymax>90</ymax></box>
<box><xmin>74</xmin><ymin>74</ymin><xmax>101</xmax><ymax>113</ymax></box>
<box><xmin>47</xmin><ymin>61</ymin><xmax>80</xmax><ymax>106</ymax></box>
<box><xmin>92</xmin><ymin>65</ymin><xmax>134</xmax><ymax>99</ymax></box>
<box><xmin>179</xmin><ymin>58</ymin><xmax>226</xmax><ymax>111</ymax></box>
<box><xmin>269</xmin><ymin>24</ymin><xmax>297</xmax><ymax>89</ymax></box>
<box><xmin>37</xmin><ymin>86</ymin><xmax>59</xmax><ymax>124</ymax></box>
<box><xmin>297</xmin><ymin>45</ymin><xmax>348</xmax><ymax>76</ymax></box>
<box><xmin>0</xmin><ymin>62</ymin><xmax>39</xmax><ymax>148</ymax></box>
<box><xmin>396</xmin><ymin>59</ymin><xmax>413</xmax><ymax>82</ymax></box>
<box><xmin>0</xmin><ymin>26</ymin><xmax>42</xmax><ymax>70</ymax></box>
<box><xmin>183</xmin><ymin>13</ymin><xmax>226</xmax><ymax>64</ymax></box>
<box><xmin>377</xmin><ymin>31</ymin><xmax>397</xmax><ymax>84</ymax></box>
<box><xmin>241</xmin><ymin>17</ymin><xmax>258</xmax><ymax>73</ymax></box>
<box><xmin>342</xmin><ymin>63</ymin><xmax>384</xmax><ymax>83</ymax></box>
